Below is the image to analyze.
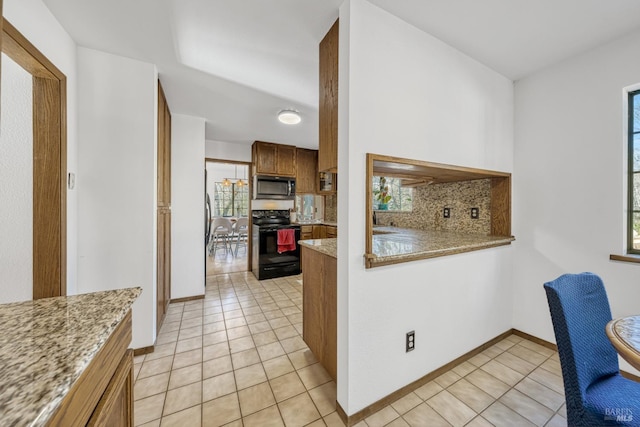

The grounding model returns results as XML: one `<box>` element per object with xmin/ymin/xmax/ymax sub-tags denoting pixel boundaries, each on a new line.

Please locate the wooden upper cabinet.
<box><xmin>253</xmin><ymin>141</ymin><xmax>278</xmax><ymax>175</ymax></box>
<box><xmin>252</xmin><ymin>141</ymin><xmax>297</xmax><ymax>177</ymax></box>
<box><xmin>318</xmin><ymin>19</ymin><xmax>338</xmax><ymax>173</ymax></box>
<box><xmin>296</xmin><ymin>148</ymin><xmax>318</xmax><ymax>194</ymax></box>
<box><xmin>277</xmin><ymin>144</ymin><xmax>297</xmax><ymax>177</ymax></box>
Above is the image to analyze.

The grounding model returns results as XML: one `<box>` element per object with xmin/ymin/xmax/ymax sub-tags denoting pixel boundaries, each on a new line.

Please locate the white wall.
<box><xmin>172</xmin><ymin>114</ymin><xmax>206</xmax><ymax>299</ymax></box>
<box><xmin>205</xmin><ymin>139</ymin><xmax>251</xmax><ymax>162</ymax></box>
<box><xmin>0</xmin><ymin>54</ymin><xmax>33</xmax><ymax>303</ymax></box>
<box><xmin>513</xmin><ymin>29</ymin><xmax>640</xmax><ymax>373</ymax></box>
<box><xmin>338</xmin><ymin>0</ymin><xmax>515</xmax><ymax>414</ymax></box>
<box><xmin>77</xmin><ymin>47</ymin><xmax>158</xmax><ymax>349</ymax></box>
<box><xmin>4</xmin><ymin>0</ymin><xmax>79</xmax><ymax>294</ymax></box>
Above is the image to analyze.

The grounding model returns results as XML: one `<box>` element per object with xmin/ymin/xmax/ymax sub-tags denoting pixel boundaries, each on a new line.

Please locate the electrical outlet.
<box><xmin>443</xmin><ymin>207</ymin><xmax>450</xmax><ymax>218</ymax></box>
<box><xmin>471</xmin><ymin>207</ymin><xmax>479</xmax><ymax>219</ymax></box>
<box><xmin>406</xmin><ymin>331</ymin><xmax>415</xmax><ymax>352</ymax></box>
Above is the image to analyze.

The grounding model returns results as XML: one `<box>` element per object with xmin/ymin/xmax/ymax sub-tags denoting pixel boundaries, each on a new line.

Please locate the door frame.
<box><xmin>2</xmin><ymin>19</ymin><xmax>67</xmax><ymax>298</ymax></box>
<box><xmin>205</xmin><ymin>158</ymin><xmax>253</xmax><ymax>271</ymax></box>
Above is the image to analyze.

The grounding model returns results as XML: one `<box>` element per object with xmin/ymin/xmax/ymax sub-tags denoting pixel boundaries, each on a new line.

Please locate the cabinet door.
<box><xmin>319</xmin><ymin>19</ymin><xmax>339</xmax><ymax>173</ymax></box>
<box><xmin>277</xmin><ymin>144</ymin><xmax>297</xmax><ymax>177</ymax></box>
<box><xmin>312</xmin><ymin>226</ymin><xmax>327</xmax><ymax>239</ymax></box>
<box><xmin>254</xmin><ymin>142</ymin><xmax>278</xmax><ymax>175</ymax></box>
<box><xmin>326</xmin><ymin>226</ymin><xmax>337</xmax><ymax>238</ymax></box>
<box><xmin>87</xmin><ymin>349</ymin><xmax>133</xmax><ymax>427</ymax></box>
<box><xmin>296</xmin><ymin>148</ymin><xmax>318</xmax><ymax>194</ymax></box>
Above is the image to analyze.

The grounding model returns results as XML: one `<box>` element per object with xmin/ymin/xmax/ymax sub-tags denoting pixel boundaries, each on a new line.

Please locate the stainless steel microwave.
<box><xmin>254</xmin><ymin>175</ymin><xmax>296</xmax><ymax>200</ymax></box>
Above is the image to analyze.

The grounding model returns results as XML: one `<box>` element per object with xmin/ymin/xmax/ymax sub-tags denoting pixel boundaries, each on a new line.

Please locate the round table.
<box><xmin>606</xmin><ymin>315</ymin><xmax>640</xmax><ymax>371</ymax></box>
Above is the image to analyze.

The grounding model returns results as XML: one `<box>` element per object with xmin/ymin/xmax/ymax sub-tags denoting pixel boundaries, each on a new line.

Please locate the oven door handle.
<box><xmin>287</xmin><ymin>181</ymin><xmax>292</xmax><ymax>197</ymax></box>
<box><xmin>264</xmin><ymin>263</ymin><xmax>298</xmax><ymax>271</ymax></box>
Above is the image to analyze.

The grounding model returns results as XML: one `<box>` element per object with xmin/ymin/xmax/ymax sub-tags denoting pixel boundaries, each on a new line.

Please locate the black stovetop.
<box><xmin>252</xmin><ymin>209</ymin><xmax>291</xmax><ymax>226</ymax></box>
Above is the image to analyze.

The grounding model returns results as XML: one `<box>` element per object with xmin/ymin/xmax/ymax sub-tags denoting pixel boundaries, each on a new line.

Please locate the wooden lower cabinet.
<box><xmin>312</xmin><ymin>225</ymin><xmax>326</xmax><ymax>239</ymax></box>
<box><xmin>88</xmin><ymin>349</ymin><xmax>133</xmax><ymax>426</ymax></box>
<box><xmin>325</xmin><ymin>226</ymin><xmax>337</xmax><ymax>238</ymax></box>
<box><xmin>301</xmin><ymin>225</ymin><xmax>313</xmax><ymax>240</ymax></box>
<box><xmin>49</xmin><ymin>310</ymin><xmax>134</xmax><ymax>426</ymax></box>
<box><xmin>302</xmin><ymin>246</ymin><xmax>337</xmax><ymax>381</ymax></box>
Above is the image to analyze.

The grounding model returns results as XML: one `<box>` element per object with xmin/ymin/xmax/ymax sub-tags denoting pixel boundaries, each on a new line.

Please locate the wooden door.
<box><xmin>157</xmin><ymin>81</ymin><xmax>171</xmax><ymax>331</ymax></box>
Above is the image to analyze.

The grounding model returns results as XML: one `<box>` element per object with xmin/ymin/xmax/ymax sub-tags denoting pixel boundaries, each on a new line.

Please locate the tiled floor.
<box><xmin>206</xmin><ymin>247</ymin><xmax>248</xmax><ymax>276</ymax></box>
<box><xmin>133</xmin><ymin>272</ymin><xmax>568</xmax><ymax>427</ymax></box>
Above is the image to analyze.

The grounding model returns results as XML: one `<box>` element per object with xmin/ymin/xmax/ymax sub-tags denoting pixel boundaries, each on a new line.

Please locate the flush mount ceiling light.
<box><xmin>278</xmin><ymin>109</ymin><xmax>301</xmax><ymax>125</ymax></box>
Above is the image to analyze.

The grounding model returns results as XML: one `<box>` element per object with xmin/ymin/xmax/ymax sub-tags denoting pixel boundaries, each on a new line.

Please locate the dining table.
<box><xmin>606</xmin><ymin>315</ymin><xmax>640</xmax><ymax>371</ymax></box>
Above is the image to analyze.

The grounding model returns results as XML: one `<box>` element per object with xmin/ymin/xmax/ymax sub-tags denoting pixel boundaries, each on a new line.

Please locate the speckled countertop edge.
<box><xmin>293</xmin><ymin>221</ymin><xmax>338</xmax><ymax>227</ymax></box>
<box><xmin>299</xmin><ymin>238</ymin><xmax>337</xmax><ymax>258</ymax></box>
<box><xmin>0</xmin><ymin>287</ymin><xmax>142</xmax><ymax>426</ymax></box>
<box><xmin>299</xmin><ymin>227</ymin><xmax>515</xmax><ymax>263</ymax></box>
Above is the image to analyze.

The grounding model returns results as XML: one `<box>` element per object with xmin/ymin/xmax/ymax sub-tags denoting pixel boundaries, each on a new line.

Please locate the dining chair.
<box><xmin>544</xmin><ymin>272</ymin><xmax>640</xmax><ymax>426</ymax></box>
<box><xmin>233</xmin><ymin>217</ymin><xmax>249</xmax><ymax>256</ymax></box>
<box><xmin>210</xmin><ymin>217</ymin><xmax>233</xmax><ymax>256</ymax></box>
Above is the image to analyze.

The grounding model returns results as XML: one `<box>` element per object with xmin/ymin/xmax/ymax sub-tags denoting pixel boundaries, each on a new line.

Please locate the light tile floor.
<box><xmin>133</xmin><ymin>272</ymin><xmax>567</xmax><ymax>427</ymax></box>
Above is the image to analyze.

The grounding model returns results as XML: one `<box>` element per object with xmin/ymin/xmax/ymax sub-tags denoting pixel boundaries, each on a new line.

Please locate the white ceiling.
<box><xmin>41</xmin><ymin>0</ymin><xmax>640</xmax><ymax>149</ymax></box>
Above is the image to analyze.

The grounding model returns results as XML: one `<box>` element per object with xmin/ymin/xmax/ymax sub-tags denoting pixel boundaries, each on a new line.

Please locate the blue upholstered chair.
<box><xmin>544</xmin><ymin>272</ymin><xmax>640</xmax><ymax>426</ymax></box>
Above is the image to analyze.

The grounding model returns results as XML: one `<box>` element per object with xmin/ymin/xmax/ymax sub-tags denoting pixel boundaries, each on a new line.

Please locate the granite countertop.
<box><xmin>293</xmin><ymin>220</ymin><xmax>337</xmax><ymax>227</ymax></box>
<box><xmin>0</xmin><ymin>287</ymin><xmax>141</xmax><ymax>426</ymax></box>
<box><xmin>299</xmin><ymin>238</ymin><xmax>337</xmax><ymax>258</ymax></box>
<box><xmin>369</xmin><ymin>226</ymin><xmax>514</xmax><ymax>267</ymax></box>
<box><xmin>299</xmin><ymin>227</ymin><xmax>514</xmax><ymax>266</ymax></box>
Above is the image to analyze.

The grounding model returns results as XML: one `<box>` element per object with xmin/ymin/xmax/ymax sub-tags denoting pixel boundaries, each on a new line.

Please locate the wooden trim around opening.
<box><xmin>2</xmin><ymin>19</ymin><xmax>67</xmax><ymax>299</ymax></box>
<box><xmin>610</xmin><ymin>254</ymin><xmax>640</xmax><ymax>264</ymax></box>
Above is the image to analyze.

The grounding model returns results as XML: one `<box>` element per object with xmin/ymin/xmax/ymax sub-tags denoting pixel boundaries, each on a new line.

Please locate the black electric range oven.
<box><xmin>251</xmin><ymin>210</ymin><xmax>301</xmax><ymax>280</ymax></box>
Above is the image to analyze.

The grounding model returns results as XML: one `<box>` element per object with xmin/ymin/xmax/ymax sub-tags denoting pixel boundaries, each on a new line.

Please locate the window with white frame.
<box><xmin>628</xmin><ymin>89</ymin><xmax>640</xmax><ymax>252</ymax></box>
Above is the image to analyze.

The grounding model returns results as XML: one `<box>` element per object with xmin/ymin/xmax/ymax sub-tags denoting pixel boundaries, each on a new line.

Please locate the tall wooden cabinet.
<box><xmin>157</xmin><ymin>81</ymin><xmax>171</xmax><ymax>332</ymax></box>
<box><xmin>252</xmin><ymin>141</ymin><xmax>297</xmax><ymax>177</ymax></box>
<box><xmin>296</xmin><ymin>148</ymin><xmax>318</xmax><ymax>194</ymax></box>
<box><xmin>319</xmin><ymin>19</ymin><xmax>339</xmax><ymax>173</ymax></box>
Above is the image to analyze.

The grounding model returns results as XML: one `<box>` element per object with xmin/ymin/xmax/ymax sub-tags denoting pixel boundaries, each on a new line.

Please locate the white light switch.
<box><xmin>68</xmin><ymin>172</ymin><xmax>75</xmax><ymax>190</ymax></box>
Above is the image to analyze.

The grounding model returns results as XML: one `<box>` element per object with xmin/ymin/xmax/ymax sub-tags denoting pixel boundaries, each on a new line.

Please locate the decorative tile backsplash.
<box><xmin>325</xmin><ymin>194</ymin><xmax>337</xmax><ymax>222</ymax></box>
<box><xmin>375</xmin><ymin>179</ymin><xmax>492</xmax><ymax>234</ymax></box>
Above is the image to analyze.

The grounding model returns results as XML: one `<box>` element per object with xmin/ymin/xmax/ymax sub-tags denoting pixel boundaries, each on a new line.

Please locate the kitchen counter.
<box><xmin>293</xmin><ymin>220</ymin><xmax>337</xmax><ymax>227</ymax></box>
<box><xmin>299</xmin><ymin>238</ymin><xmax>337</xmax><ymax>258</ymax></box>
<box><xmin>0</xmin><ymin>287</ymin><xmax>141</xmax><ymax>426</ymax></box>
<box><xmin>368</xmin><ymin>226</ymin><xmax>514</xmax><ymax>267</ymax></box>
<box><xmin>300</xmin><ymin>227</ymin><xmax>514</xmax><ymax>267</ymax></box>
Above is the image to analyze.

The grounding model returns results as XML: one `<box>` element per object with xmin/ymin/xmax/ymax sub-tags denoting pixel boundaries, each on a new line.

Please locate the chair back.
<box><xmin>235</xmin><ymin>217</ymin><xmax>249</xmax><ymax>234</ymax></box>
<box><xmin>544</xmin><ymin>273</ymin><xmax>619</xmax><ymax>421</ymax></box>
<box><xmin>212</xmin><ymin>217</ymin><xmax>232</xmax><ymax>235</ymax></box>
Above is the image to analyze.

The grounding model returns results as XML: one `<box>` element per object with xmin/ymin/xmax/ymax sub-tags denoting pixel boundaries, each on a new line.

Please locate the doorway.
<box><xmin>205</xmin><ymin>160</ymin><xmax>251</xmax><ymax>275</ymax></box>
<box><xmin>0</xmin><ymin>20</ymin><xmax>67</xmax><ymax>302</ymax></box>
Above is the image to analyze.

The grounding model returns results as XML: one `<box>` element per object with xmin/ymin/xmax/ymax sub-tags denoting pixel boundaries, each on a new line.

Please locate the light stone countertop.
<box><xmin>299</xmin><ymin>227</ymin><xmax>514</xmax><ymax>265</ymax></box>
<box><xmin>0</xmin><ymin>287</ymin><xmax>141</xmax><ymax>426</ymax></box>
<box><xmin>299</xmin><ymin>238</ymin><xmax>337</xmax><ymax>258</ymax></box>
<box><xmin>293</xmin><ymin>220</ymin><xmax>337</xmax><ymax>227</ymax></box>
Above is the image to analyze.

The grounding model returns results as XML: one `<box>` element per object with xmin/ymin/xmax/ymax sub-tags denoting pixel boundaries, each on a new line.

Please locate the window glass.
<box><xmin>295</xmin><ymin>195</ymin><xmax>324</xmax><ymax>221</ymax></box>
<box><xmin>629</xmin><ymin>90</ymin><xmax>640</xmax><ymax>251</ymax></box>
<box><xmin>372</xmin><ymin>176</ymin><xmax>413</xmax><ymax>212</ymax></box>
<box><xmin>213</xmin><ymin>182</ymin><xmax>248</xmax><ymax>217</ymax></box>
